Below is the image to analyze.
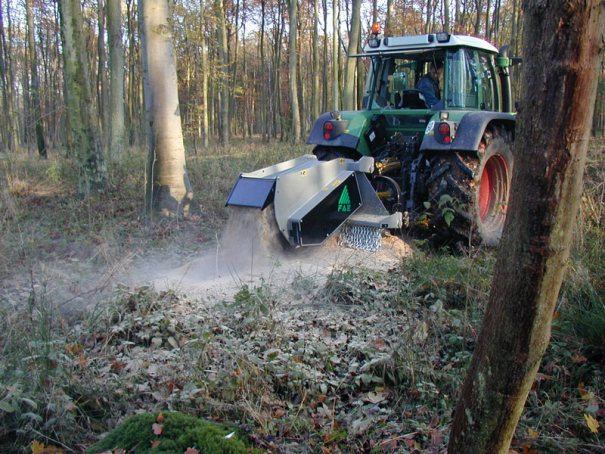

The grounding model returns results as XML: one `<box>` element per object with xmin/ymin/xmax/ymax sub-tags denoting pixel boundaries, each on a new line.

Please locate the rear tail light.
<box><xmin>436</xmin><ymin>121</ymin><xmax>455</xmax><ymax>144</ymax></box>
<box><xmin>323</xmin><ymin>121</ymin><xmax>335</xmax><ymax>139</ymax></box>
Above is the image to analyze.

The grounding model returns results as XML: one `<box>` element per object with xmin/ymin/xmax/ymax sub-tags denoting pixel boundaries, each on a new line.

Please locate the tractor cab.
<box><xmin>361</xmin><ymin>33</ymin><xmax>504</xmax><ymax>115</ymax></box>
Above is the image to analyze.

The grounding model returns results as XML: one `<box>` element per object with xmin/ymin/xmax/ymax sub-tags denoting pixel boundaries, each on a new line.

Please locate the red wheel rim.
<box><xmin>479</xmin><ymin>154</ymin><xmax>509</xmax><ymax>230</ymax></box>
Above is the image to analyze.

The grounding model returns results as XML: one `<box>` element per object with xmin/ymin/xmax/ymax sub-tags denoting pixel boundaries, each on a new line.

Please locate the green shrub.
<box><xmin>85</xmin><ymin>411</ymin><xmax>258</xmax><ymax>454</ymax></box>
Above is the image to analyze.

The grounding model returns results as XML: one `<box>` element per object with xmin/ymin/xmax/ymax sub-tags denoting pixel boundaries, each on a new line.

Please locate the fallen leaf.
<box><xmin>572</xmin><ymin>355</ymin><xmax>588</xmax><ymax>363</ymax></box>
<box><xmin>31</xmin><ymin>441</ymin><xmax>63</xmax><ymax>454</ymax></box>
<box><xmin>31</xmin><ymin>441</ymin><xmax>45</xmax><ymax>454</ymax></box>
<box><xmin>184</xmin><ymin>448</ymin><xmax>200</xmax><ymax>454</ymax></box>
<box><xmin>584</xmin><ymin>413</ymin><xmax>600</xmax><ymax>433</ymax></box>
<box><xmin>156</xmin><ymin>412</ymin><xmax>165</xmax><ymax>424</ymax></box>
<box><xmin>579</xmin><ymin>383</ymin><xmax>596</xmax><ymax>400</ymax></box>
<box><xmin>151</xmin><ymin>440</ymin><xmax>161</xmax><ymax>448</ymax></box>
<box><xmin>152</xmin><ymin>423</ymin><xmax>163</xmax><ymax>435</ymax></box>
<box><xmin>372</xmin><ymin>338</ymin><xmax>386</xmax><ymax>350</ymax></box>
<box><xmin>527</xmin><ymin>428</ymin><xmax>539</xmax><ymax>438</ymax></box>
<box><xmin>521</xmin><ymin>445</ymin><xmax>537</xmax><ymax>454</ymax></box>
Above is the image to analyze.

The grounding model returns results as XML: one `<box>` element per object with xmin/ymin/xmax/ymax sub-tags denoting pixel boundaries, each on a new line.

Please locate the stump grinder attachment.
<box><xmin>226</xmin><ymin>155</ymin><xmax>402</xmax><ymax>251</ymax></box>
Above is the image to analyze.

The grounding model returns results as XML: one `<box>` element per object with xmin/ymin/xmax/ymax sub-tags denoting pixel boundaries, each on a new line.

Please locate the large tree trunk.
<box><xmin>139</xmin><ymin>0</ymin><xmax>195</xmax><ymax>217</ymax></box>
<box><xmin>448</xmin><ymin>0</ymin><xmax>605</xmax><ymax>452</ymax></box>
<box><xmin>288</xmin><ymin>0</ymin><xmax>301</xmax><ymax>142</ymax></box>
<box><xmin>343</xmin><ymin>0</ymin><xmax>361</xmax><ymax>111</ymax></box>
<box><xmin>58</xmin><ymin>0</ymin><xmax>108</xmax><ymax>194</ymax></box>
<box><xmin>107</xmin><ymin>0</ymin><xmax>125</xmax><ymax>159</ymax></box>
<box><xmin>26</xmin><ymin>0</ymin><xmax>46</xmax><ymax>159</ymax></box>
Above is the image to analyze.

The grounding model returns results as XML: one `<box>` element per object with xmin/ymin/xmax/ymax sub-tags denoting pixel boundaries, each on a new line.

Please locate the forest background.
<box><xmin>0</xmin><ymin>0</ymin><xmax>604</xmax><ymax>453</ymax></box>
<box><xmin>0</xmin><ymin>0</ymin><xmax>604</xmax><ymax>157</ymax></box>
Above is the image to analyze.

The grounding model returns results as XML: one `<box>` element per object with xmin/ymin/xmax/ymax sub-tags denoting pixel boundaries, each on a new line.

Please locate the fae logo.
<box><xmin>338</xmin><ymin>186</ymin><xmax>352</xmax><ymax>212</ymax></box>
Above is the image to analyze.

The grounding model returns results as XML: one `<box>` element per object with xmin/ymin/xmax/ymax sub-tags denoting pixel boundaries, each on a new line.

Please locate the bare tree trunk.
<box><xmin>322</xmin><ymin>0</ymin><xmax>328</xmax><ymax>112</ymax></box>
<box><xmin>288</xmin><ymin>0</ymin><xmax>301</xmax><ymax>142</ymax></box>
<box><xmin>332</xmin><ymin>0</ymin><xmax>339</xmax><ymax>110</ymax></box>
<box><xmin>97</xmin><ymin>0</ymin><xmax>109</xmax><ymax>149</ymax></box>
<box><xmin>448</xmin><ymin>0</ymin><xmax>605</xmax><ymax>452</ymax></box>
<box><xmin>343</xmin><ymin>0</ymin><xmax>361</xmax><ymax>111</ymax></box>
<box><xmin>216</xmin><ymin>0</ymin><xmax>229</xmax><ymax>145</ymax></box>
<box><xmin>311</xmin><ymin>0</ymin><xmax>320</xmax><ymax>122</ymax></box>
<box><xmin>108</xmin><ymin>0</ymin><xmax>125</xmax><ymax>160</ymax></box>
<box><xmin>385</xmin><ymin>0</ymin><xmax>394</xmax><ymax>35</ymax></box>
<box><xmin>200</xmin><ymin>0</ymin><xmax>209</xmax><ymax>148</ymax></box>
<box><xmin>139</xmin><ymin>0</ymin><xmax>195</xmax><ymax>217</ymax></box>
<box><xmin>58</xmin><ymin>0</ymin><xmax>108</xmax><ymax>194</ymax></box>
<box><xmin>0</xmin><ymin>0</ymin><xmax>17</xmax><ymax>152</ymax></box>
<box><xmin>26</xmin><ymin>0</ymin><xmax>46</xmax><ymax>159</ymax></box>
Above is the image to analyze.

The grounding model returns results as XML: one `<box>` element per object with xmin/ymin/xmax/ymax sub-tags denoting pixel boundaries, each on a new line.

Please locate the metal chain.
<box><xmin>338</xmin><ymin>224</ymin><xmax>382</xmax><ymax>252</ymax></box>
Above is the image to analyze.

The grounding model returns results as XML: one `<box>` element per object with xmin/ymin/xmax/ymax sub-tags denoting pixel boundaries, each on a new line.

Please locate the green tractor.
<box><xmin>227</xmin><ymin>31</ymin><xmax>520</xmax><ymax>250</ymax></box>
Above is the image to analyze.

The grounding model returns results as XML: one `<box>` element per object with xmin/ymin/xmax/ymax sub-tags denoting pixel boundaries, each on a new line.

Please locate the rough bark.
<box><xmin>448</xmin><ymin>0</ymin><xmax>605</xmax><ymax>452</ymax></box>
<box><xmin>139</xmin><ymin>0</ymin><xmax>195</xmax><ymax>217</ymax></box>
<box><xmin>58</xmin><ymin>0</ymin><xmax>108</xmax><ymax>194</ymax></box>
<box><xmin>108</xmin><ymin>0</ymin><xmax>125</xmax><ymax>160</ymax></box>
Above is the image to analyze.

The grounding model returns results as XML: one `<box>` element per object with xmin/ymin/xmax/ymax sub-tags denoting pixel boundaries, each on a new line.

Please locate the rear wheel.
<box><xmin>426</xmin><ymin>131</ymin><xmax>513</xmax><ymax>246</ymax></box>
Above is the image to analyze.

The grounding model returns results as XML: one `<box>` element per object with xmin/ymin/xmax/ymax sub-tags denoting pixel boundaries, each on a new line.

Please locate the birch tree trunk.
<box><xmin>58</xmin><ymin>0</ymin><xmax>108</xmax><ymax>194</ymax></box>
<box><xmin>139</xmin><ymin>0</ymin><xmax>195</xmax><ymax>217</ymax></box>
<box><xmin>108</xmin><ymin>0</ymin><xmax>125</xmax><ymax>159</ymax></box>
<box><xmin>448</xmin><ymin>0</ymin><xmax>605</xmax><ymax>451</ymax></box>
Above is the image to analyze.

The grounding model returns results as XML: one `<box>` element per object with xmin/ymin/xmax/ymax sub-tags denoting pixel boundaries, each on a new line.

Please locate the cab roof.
<box><xmin>358</xmin><ymin>33</ymin><xmax>499</xmax><ymax>56</ymax></box>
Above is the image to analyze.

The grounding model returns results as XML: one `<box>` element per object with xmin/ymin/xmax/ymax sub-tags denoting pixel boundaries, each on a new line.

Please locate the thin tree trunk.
<box><xmin>0</xmin><ymin>0</ymin><xmax>16</xmax><ymax>152</ymax></box>
<box><xmin>385</xmin><ymin>0</ymin><xmax>394</xmax><ymax>35</ymax></box>
<box><xmin>97</xmin><ymin>0</ymin><xmax>109</xmax><ymax>148</ymax></box>
<box><xmin>288</xmin><ymin>0</ymin><xmax>301</xmax><ymax>142</ymax></box>
<box><xmin>332</xmin><ymin>0</ymin><xmax>339</xmax><ymax>110</ymax></box>
<box><xmin>311</xmin><ymin>0</ymin><xmax>320</xmax><ymax>121</ymax></box>
<box><xmin>343</xmin><ymin>0</ymin><xmax>361</xmax><ymax>111</ymax></box>
<box><xmin>200</xmin><ymin>0</ymin><xmax>209</xmax><ymax>148</ymax></box>
<box><xmin>216</xmin><ymin>0</ymin><xmax>229</xmax><ymax>145</ymax></box>
<box><xmin>108</xmin><ymin>0</ymin><xmax>125</xmax><ymax>160</ymax></box>
<box><xmin>26</xmin><ymin>0</ymin><xmax>46</xmax><ymax>159</ymax></box>
<box><xmin>448</xmin><ymin>0</ymin><xmax>605</xmax><ymax>451</ymax></box>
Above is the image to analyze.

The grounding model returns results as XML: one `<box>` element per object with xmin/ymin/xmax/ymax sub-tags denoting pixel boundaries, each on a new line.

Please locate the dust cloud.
<box><xmin>127</xmin><ymin>207</ymin><xmax>414</xmax><ymax>300</ymax></box>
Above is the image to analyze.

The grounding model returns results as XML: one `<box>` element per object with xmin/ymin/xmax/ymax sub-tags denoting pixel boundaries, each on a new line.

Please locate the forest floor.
<box><xmin>0</xmin><ymin>140</ymin><xmax>604</xmax><ymax>453</ymax></box>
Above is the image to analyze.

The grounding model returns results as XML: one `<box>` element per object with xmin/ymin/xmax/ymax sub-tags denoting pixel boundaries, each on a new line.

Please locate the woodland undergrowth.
<box><xmin>0</xmin><ymin>139</ymin><xmax>603</xmax><ymax>453</ymax></box>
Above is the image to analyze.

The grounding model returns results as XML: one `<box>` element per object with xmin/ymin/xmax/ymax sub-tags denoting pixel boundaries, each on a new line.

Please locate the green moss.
<box><xmin>85</xmin><ymin>411</ymin><xmax>258</xmax><ymax>454</ymax></box>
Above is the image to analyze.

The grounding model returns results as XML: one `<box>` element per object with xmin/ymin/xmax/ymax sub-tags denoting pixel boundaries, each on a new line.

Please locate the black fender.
<box><xmin>420</xmin><ymin>111</ymin><xmax>516</xmax><ymax>152</ymax></box>
<box><xmin>306</xmin><ymin>112</ymin><xmax>360</xmax><ymax>150</ymax></box>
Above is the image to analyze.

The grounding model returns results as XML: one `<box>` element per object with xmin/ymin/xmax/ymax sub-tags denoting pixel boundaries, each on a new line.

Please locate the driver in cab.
<box><xmin>416</xmin><ymin>62</ymin><xmax>444</xmax><ymax>109</ymax></box>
